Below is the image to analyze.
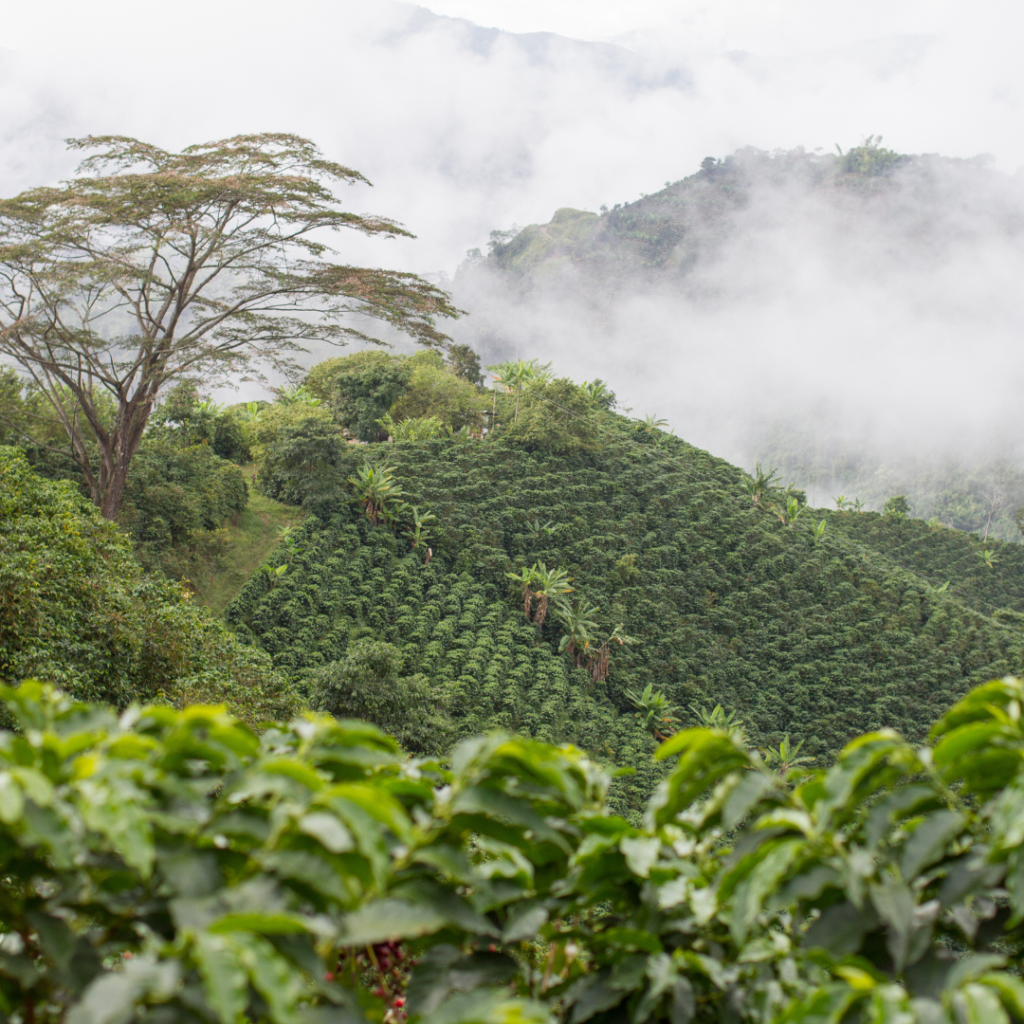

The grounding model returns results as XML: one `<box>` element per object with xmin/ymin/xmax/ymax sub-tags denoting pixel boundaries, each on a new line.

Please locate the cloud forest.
<box><xmin>2</xmin><ymin>63</ymin><xmax>1024</xmax><ymax>1024</ymax></box>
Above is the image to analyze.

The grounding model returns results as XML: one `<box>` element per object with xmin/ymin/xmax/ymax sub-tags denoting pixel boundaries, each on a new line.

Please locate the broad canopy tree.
<box><xmin>0</xmin><ymin>133</ymin><xmax>460</xmax><ymax>517</ymax></box>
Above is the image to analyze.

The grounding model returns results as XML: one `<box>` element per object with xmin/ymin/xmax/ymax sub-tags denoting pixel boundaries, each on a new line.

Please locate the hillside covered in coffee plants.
<box><xmin>219</xmin><ymin>352</ymin><xmax>1024</xmax><ymax>810</ymax></box>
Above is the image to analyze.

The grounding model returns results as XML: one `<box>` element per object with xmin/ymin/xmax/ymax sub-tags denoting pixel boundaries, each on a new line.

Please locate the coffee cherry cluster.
<box><xmin>333</xmin><ymin>941</ymin><xmax>415</xmax><ymax>1023</ymax></box>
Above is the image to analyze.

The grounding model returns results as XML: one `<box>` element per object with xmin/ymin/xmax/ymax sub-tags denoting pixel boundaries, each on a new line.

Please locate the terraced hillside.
<box><xmin>227</xmin><ymin>415</ymin><xmax>1024</xmax><ymax>809</ymax></box>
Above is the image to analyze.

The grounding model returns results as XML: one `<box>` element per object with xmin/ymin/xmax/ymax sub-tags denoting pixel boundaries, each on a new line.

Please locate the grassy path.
<box><xmin>198</xmin><ymin>466</ymin><xmax>303</xmax><ymax>618</ymax></box>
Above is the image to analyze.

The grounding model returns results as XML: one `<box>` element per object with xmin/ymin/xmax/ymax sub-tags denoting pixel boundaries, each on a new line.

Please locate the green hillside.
<box><xmin>227</xmin><ymin>408</ymin><xmax>1024</xmax><ymax>809</ymax></box>
<box><xmin>828</xmin><ymin>509</ymin><xmax>1024</xmax><ymax>617</ymax></box>
<box><xmin>465</xmin><ymin>138</ymin><xmax>923</xmax><ymax>288</ymax></box>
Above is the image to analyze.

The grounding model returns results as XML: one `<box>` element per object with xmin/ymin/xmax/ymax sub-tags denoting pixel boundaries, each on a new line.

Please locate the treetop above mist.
<box><xmin>460</xmin><ymin>137</ymin><xmax>1016</xmax><ymax>286</ymax></box>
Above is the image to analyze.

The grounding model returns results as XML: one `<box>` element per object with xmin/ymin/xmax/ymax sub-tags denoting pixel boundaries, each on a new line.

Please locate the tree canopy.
<box><xmin>0</xmin><ymin>133</ymin><xmax>460</xmax><ymax>517</ymax></box>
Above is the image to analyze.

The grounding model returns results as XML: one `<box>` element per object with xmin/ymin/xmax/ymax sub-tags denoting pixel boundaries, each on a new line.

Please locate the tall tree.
<box><xmin>0</xmin><ymin>134</ymin><xmax>460</xmax><ymax>517</ymax></box>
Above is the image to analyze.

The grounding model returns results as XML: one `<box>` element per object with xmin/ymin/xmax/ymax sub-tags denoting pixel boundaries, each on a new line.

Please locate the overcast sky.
<box><xmin>1</xmin><ymin>0</ymin><xmax>1020</xmax><ymax>276</ymax></box>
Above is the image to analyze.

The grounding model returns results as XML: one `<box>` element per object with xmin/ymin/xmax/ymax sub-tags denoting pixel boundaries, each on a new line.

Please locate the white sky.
<box><xmin>418</xmin><ymin>0</ymin><xmax>957</xmax><ymax>47</ymax></box>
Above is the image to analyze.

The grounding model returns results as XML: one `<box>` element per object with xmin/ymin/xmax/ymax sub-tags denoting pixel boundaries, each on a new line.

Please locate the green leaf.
<box><xmin>900</xmin><ymin>811</ymin><xmax>964</xmax><ymax>880</ymax></box>
<box><xmin>953</xmin><ymin>983</ymin><xmax>1009</xmax><ymax>1024</ymax></box>
<box><xmin>339</xmin><ymin>899</ymin><xmax>450</xmax><ymax>944</ymax></box>
<box><xmin>0</xmin><ymin>772</ymin><xmax>24</xmax><ymax>824</ymax></box>
<box><xmin>620</xmin><ymin>836</ymin><xmax>661</xmax><ymax>878</ymax></box>
<box><xmin>722</xmin><ymin>771</ymin><xmax>776</xmax><ymax>831</ymax></box>
<box><xmin>503</xmin><ymin>903</ymin><xmax>548</xmax><ymax>943</ymax></box>
<box><xmin>568</xmin><ymin>976</ymin><xmax>624</xmax><ymax>1024</ymax></box>
<box><xmin>421</xmin><ymin>988</ymin><xmax>551</xmax><ymax>1024</ymax></box>
<box><xmin>208</xmin><ymin>912</ymin><xmax>310</xmax><ymax>934</ymax></box>
<box><xmin>66</xmin><ymin>956</ymin><xmax>179</xmax><ymax>1024</ymax></box>
<box><xmin>728</xmin><ymin>838</ymin><xmax>803</xmax><ymax>944</ymax></box>
<box><xmin>299</xmin><ymin>811</ymin><xmax>354</xmax><ymax>853</ymax></box>
<box><xmin>193</xmin><ymin>934</ymin><xmax>248</xmax><ymax>1024</ymax></box>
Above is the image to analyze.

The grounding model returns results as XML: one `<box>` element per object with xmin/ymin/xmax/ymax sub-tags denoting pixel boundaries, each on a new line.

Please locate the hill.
<box><xmin>227</xmin><ymin>394</ymin><xmax>1024</xmax><ymax>812</ymax></box>
<box><xmin>451</xmin><ymin>139</ymin><xmax>1024</xmax><ymax>540</ymax></box>
<box><xmin>455</xmin><ymin>138</ymin><xmax>1011</xmax><ymax>300</ymax></box>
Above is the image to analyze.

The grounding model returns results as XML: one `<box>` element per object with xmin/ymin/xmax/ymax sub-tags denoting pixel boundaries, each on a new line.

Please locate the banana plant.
<box><xmin>256</xmin><ymin>561</ymin><xmax>289</xmax><ymax>590</ymax></box>
<box><xmin>276</xmin><ymin>523</ymin><xmax>305</xmax><ymax>557</ymax></box>
<box><xmin>744</xmin><ymin>462</ymin><xmax>779</xmax><ymax>508</ymax></box>
<box><xmin>586</xmin><ymin>624</ymin><xmax>638</xmax><ymax>684</ymax></box>
<box><xmin>348</xmin><ymin>459</ymin><xmax>405</xmax><ymax>526</ymax></box>
<box><xmin>487</xmin><ymin>359</ymin><xmax>552</xmax><ymax>423</ymax></box>
<box><xmin>377</xmin><ymin>413</ymin><xmax>444</xmax><ymax>442</ymax></box>
<box><xmin>982</xmin><ymin>548</ymin><xmax>999</xmax><ymax>570</ymax></box>
<box><xmin>690</xmin><ymin>702</ymin><xmax>747</xmax><ymax>743</ymax></box>
<box><xmin>834</xmin><ymin>494</ymin><xmax>849</xmax><ymax>510</ymax></box>
<box><xmin>552</xmin><ymin>595</ymin><xmax>600</xmax><ymax>664</ymax></box>
<box><xmin>525</xmin><ymin>516</ymin><xmax>557</xmax><ymax>539</ymax></box>
<box><xmin>759</xmin><ymin>734</ymin><xmax>814</xmax><ymax>776</ymax></box>
<box><xmin>405</xmin><ymin>505</ymin><xmax>436</xmax><ymax>552</ymax></box>
<box><xmin>506</xmin><ymin>562</ymin><xmax>573</xmax><ymax>627</ymax></box>
<box><xmin>625</xmin><ymin>683</ymin><xmax>678</xmax><ymax>740</ymax></box>
<box><xmin>275</xmin><ymin>384</ymin><xmax>321</xmax><ymax>407</ymax></box>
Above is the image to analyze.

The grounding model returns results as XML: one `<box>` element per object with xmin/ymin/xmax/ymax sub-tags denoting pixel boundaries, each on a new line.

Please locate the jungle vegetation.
<box><xmin>0</xmin><ymin>134</ymin><xmax>458</xmax><ymax>519</ymax></box>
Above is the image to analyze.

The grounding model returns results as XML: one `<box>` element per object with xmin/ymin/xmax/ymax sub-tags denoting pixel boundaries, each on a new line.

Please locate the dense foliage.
<box><xmin>231</xmin><ymin>405</ymin><xmax>1024</xmax><ymax>806</ymax></box>
<box><xmin>828</xmin><ymin>510</ymin><xmax>1024</xmax><ymax>617</ymax></box>
<box><xmin>8</xmin><ymin>676</ymin><xmax>1024</xmax><ymax>1023</ymax></box>
<box><xmin>0</xmin><ymin>447</ymin><xmax>296</xmax><ymax>725</ymax></box>
<box><xmin>0</xmin><ymin>375</ymin><xmax>252</xmax><ymax>584</ymax></box>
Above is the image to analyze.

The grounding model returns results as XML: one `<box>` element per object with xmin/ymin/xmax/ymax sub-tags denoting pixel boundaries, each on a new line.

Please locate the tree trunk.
<box><xmin>97</xmin><ymin>401</ymin><xmax>152</xmax><ymax>520</ymax></box>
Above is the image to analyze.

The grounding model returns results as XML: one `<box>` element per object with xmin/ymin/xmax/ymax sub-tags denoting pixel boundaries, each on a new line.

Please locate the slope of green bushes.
<box><xmin>0</xmin><ymin>446</ymin><xmax>296</xmax><ymax>726</ymax></box>
<box><xmin>828</xmin><ymin>510</ymin><xmax>1024</xmax><ymax>616</ymax></box>
<box><xmin>228</xmin><ymin>413</ymin><xmax>1024</xmax><ymax>795</ymax></box>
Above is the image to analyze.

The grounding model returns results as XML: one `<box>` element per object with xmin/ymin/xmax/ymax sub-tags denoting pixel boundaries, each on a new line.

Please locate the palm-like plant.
<box><xmin>552</xmin><ymin>595</ymin><xmax>600</xmax><ymax>664</ymax></box>
<box><xmin>240</xmin><ymin>401</ymin><xmax>263</xmax><ymax>424</ymax></box>
<box><xmin>759</xmin><ymin>734</ymin><xmax>814</xmax><ymax>776</ymax></box>
<box><xmin>487</xmin><ymin>359</ymin><xmax>553</xmax><ymax>424</ymax></box>
<box><xmin>690</xmin><ymin>702</ymin><xmax>747</xmax><ymax>744</ymax></box>
<box><xmin>744</xmin><ymin>463</ymin><xmax>779</xmax><ymax>508</ymax></box>
<box><xmin>506</xmin><ymin>562</ymin><xmax>573</xmax><ymax>626</ymax></box>
<box><xmin>626</xmin><ymin>683</ymin><xmax>679</xmax><ymax>740</ymax></box>
<box><xmin>348</xmin><ymin>459</ymin><xmax>405</xmax><ymax>526</ymax></box>
<box><xmin>275</xmin><ymin>385</ymin><xmax>321</xmax><ymax>407</ymax></box>
<box><xmin>580</xmin><ymin>379</ymin><xmax>615</xmax><ymax>408</ymax></box>
<box><xmin>377</xmin><ymin>413</ymin><xmax>445</xmax><ymax>442</ymax></box>
<box><xmin>525</xmin><ymin>516</ymin><xmax>557</xmax><ymax>539</ymax></box>
<box><xmin>586</xmin><ymin>624</ymin><xmax>637</xmax><ymax>684</ymax></box>
<box><xmin>405</xmin><ymin>506</ymin><xmax>436</xmax><ymax>552</ymax></box>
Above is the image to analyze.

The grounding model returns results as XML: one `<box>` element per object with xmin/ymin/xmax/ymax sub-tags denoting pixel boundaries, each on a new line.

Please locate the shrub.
<box><xmin>10</xmin><ymin>677</ymin><xmax>1024</xmax><ymax>1024</ymax></box>
<box><xmin>309</xmin><ymin>638</ymin><xmax>450</xmax><ymax>752</ymax></box>
<box><xmin>388</xmin><ymin>350</ymin><xmax>487</xmax><ymax>430</ymax></box>
<box><xmin>305</xmin><ymin>350</ymin><xmax>413</xmax><ymax>441</ymax></box>
<box><xmin>255</xmin><ymin>416</ymin><xmax>349</xmax><ymax>507</ymax></box>
<box><xmin>503</xmin><ymin>377</ymin><xmax>602</xmax><ymax>453</ymax></box>
<box><xmin>118</xmin><ymin>440</ymin><xmax>248</xmax><ymax>576</ymax></box>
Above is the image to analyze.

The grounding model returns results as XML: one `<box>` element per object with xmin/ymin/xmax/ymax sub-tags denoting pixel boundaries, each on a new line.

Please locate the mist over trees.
<box><xmin>450</xmin><ymin>140</ymin><xmax>1024</xmax><ymax>525</ymax></box>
